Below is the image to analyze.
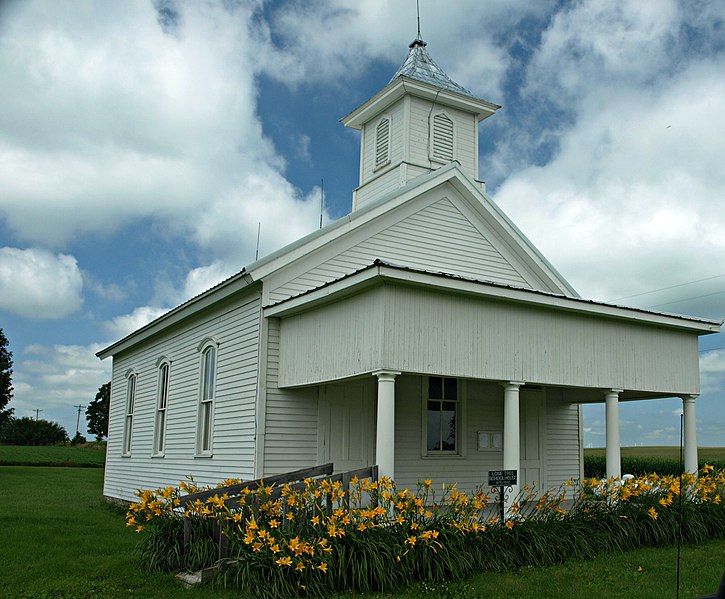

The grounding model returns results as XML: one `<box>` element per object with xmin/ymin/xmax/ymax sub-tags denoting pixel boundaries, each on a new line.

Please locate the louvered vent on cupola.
<box><xmin>431</xmin><ymin>112</ymin><xmax>454</xmax><ymax>163</ymax></box>
<box><xmin>375</xmin><ymin>116</ymin><xmax>391</xmax><ymax>169</ymax></box>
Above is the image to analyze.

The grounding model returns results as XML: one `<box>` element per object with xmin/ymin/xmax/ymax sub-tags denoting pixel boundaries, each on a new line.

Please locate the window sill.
<box><xmin>421</xmin><ymin>453</ymin><xmax>465</xmax><ymax>459</ymax></box>
<box><xmin>194</xmin><ymin>453</ymin><xmax>213</xmax><ymax>459</ymax></box>
<box><xmin>152</xmin><ymin>452</ymin><xmax>165</xmax><ymax>458</ymax></box>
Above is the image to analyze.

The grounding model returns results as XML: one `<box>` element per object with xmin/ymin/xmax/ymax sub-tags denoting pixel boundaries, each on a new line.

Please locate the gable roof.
<box><xmin>97</xmin><ymin>161</ymin><xmax>723</xmax><ymax>359</ymax></box>
<box><xmin>97</xmin><ymin>163</ymin><xmax>580</xmax><ymax>359</ymax></box>
<box><xmin>246</xmin><ymin>162</ymin><xmax>577</xmax><ymax>297</ymax></box>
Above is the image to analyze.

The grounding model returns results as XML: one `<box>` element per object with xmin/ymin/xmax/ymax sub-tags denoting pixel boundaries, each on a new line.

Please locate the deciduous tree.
<box><xmin>86</xmin><ymin>381</ymin><xmax>110</xmax><ymax>441</ymax></box>
<box><xmin>0</xmin><ymin>328</ymin><xmax>13</xmax><ymax>426</ymax></box>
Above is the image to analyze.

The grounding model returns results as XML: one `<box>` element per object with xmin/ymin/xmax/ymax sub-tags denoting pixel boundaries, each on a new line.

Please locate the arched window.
<box><xmin>196</xmin><ymin>344</ymin><xmax>217</xmax><ymax>455</ymax></box>
<box><xmin>430</xmin><ymin>112</ymin><xmax>454</xmax><ymax>163</ymax></box>
<box><xmin>122</xmin><ymin>373</ymin><xmax>136</xmax><ymax>455</ymax></box>
<box><xmin>153</xmin><ymin>361</ymin><xmax>170</xmax><ymax>455</ymax></box>
<box><xmin>374</xmin><ymin>115</ymin><xmax>391</xmax><ymax>169</ymax></box>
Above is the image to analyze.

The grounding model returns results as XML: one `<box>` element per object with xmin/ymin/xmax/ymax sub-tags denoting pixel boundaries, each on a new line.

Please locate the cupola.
<box><xmin>342</xmin><ymin>35</ymin><xmax>500</xmax><ymax>210</ymax></box>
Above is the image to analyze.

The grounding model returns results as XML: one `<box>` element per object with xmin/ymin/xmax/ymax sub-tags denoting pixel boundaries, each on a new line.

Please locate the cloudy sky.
<box><xmin>0</xmin><ymin>0</ymin><xmax>723</xmax><ymax>446</ymax></box>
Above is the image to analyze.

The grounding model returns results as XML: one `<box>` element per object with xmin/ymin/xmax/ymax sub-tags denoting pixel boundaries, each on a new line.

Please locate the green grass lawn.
<box><xmin>334</xmin><ymin>540</ymin><xmax>725</xmax><ymax>598</ymax></box>
<box><xmin>0</xmin><ymin>466</ymin><xmax>236</xmax><ymax>599</ymax></box>
<box><xmin>0</xmin><ymin>443</ymin><xmax>106</xmax><ymax>467</ymax></box>
<box><xmin>1</xmin><ymin>465</ymin><xmax>723</xmax><ymax>599</ymax></box>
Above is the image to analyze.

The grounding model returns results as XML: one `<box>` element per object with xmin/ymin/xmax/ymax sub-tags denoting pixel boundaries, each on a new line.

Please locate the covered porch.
<box><xmin>264</xmin><ymin>262</ymin><xmax>718</xmax><ymax>490</ymax></box>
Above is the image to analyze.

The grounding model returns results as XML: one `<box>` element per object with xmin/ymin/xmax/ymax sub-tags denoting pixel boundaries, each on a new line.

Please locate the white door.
<box><xmin>519</xmin><ymin>390</ymin><xmax>544</xmax><ymax>490</ymax></box>
<box><xmin>318</xmin><ymin>380</ymin><xmax>375</xmax><ymax>472</ymax></box>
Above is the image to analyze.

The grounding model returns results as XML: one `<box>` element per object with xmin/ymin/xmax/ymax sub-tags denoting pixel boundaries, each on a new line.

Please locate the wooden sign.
<box><xmin>488</xmin><ymin>469</ymin><xmax>517</xmax><ymax>486</ymax></box>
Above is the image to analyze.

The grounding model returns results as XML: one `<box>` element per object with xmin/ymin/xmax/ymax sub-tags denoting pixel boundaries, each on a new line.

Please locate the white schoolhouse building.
<box><xmin>98</xmin><ymin>36</ymin><xmax>719</xmax><ymax>502</ymax></box>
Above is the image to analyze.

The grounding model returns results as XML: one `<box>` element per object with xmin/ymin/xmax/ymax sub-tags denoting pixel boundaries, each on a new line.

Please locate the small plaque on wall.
<box><xmin>477</xmin><ymin>430</ymin><xmax>503</xmax><ymax>451</ymax></box>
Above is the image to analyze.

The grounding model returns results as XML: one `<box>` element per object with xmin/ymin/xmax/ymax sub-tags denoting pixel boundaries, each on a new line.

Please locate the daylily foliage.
<box><xmin>127</xmin><ymin>468</ymin><xmax>725</xmax><ymax>598</ymax></box>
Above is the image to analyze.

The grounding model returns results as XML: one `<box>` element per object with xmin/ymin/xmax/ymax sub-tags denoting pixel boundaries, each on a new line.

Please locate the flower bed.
<box><xmin>126</xmin><ymin>467</ymin><xmax>725</xmax><ymax>598</ymax></box>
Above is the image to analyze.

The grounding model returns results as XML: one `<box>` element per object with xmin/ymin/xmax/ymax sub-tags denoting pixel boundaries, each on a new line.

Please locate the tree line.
<box><xmin>0</xmin><ymin>327</ymin><xmax>110</xmax><ymax>446</ymax></box>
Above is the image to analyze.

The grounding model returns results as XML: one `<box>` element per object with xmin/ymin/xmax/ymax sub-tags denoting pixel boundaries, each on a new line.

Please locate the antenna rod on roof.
<box><xmin>255</xmin><ymin>222</ymin><xmax>261</xmax><ymax>261</ymax></box>
<box><xmin>319</xmin><ymin>179</ymin><xmax>324</xmax><ymax>229</ymax></box>
<box><xmin>416</xmin><ymin>0</ymin><xmax>421</xmax><ymax>38</ymax></box>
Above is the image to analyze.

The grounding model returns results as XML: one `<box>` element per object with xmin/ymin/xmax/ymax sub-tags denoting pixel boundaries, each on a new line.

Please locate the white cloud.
<box><xmin>11</xmin><ymin>342</ymin><xmax>112</xmax><ymax>435</ymax></box>
<box><xmin>260</xmin><ymin>1</ymin><xmax>547</xmax><ymax>99</ymax></box>
<box><xmin>0</xmin><ymin>0</ymin><xmax>319</xmax><ymax>264</ymax></box>
<box><xmin>85</xmin><ymin>278</ymin><xmax>127</xmax><ymax>303</ymax></box>
<box><xmin>0</xmin><ymin>247</ymin><xmax>83</xmax><ymax>318</ymax></box>
<box><xmin>700</xmin><ymin>349</ymin><xmax>725</xmax><ymax>395</ymax></box>
<box><xmin>495</xmin><ymin>2</ymin><xmax>725</xmax><ymax>310</ymax></box>
<box><xmin>104</xmin><ymin>305</ymin><xmax>169</xmax><ymax>340</ymax></box>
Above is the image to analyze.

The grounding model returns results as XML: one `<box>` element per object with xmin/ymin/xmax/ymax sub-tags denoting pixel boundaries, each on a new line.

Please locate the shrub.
<box><xmin>126</xmin><ymin>467</ymin><xmax>725</xmax><ymax>598</ymax></box>
<box><xmin>71</xmin><ymin>432</ymin><xmax>87</xmax><ymax>445</ymax></box>
<box><xmin>0</xmin><ymin>417</ymin><xmax>69</xmax><ymax>445</ymax></box>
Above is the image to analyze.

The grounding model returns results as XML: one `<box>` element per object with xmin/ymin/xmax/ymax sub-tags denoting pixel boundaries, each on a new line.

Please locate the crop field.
<box><xmin>583</xmin><ymin>446</ymin><xmax>725</xmax><ymax>478</ymax></box>
<box><xmin>584</xmin><ymin>446</ymin><xmax>725</xmax><ymax>461</ymax></box>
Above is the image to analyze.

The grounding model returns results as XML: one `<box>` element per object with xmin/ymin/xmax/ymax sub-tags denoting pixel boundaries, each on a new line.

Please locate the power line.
<box><xmin>644</xmin><ymin>288</ymin><xmax>725</xmax><ymax>310</ymax></box>
<box><xmin>609</xmin><ymin>273</ymin><xmax>725</xmax><ymax>303</ymax></box>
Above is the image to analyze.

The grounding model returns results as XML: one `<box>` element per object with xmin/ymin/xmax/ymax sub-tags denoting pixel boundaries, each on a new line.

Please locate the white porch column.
<box><xmin>605</xmin><ymin>389</ymin><xmax>623</xmax><ymax>479</ymax></box>
<box><xmin>682</xmin><ymin>395</ymin><xmax>699</xmax><ymax>475</ymax></box>
<box><xmin>373</xmin><ymin>370</ymin><xmax>401</xmax><ymax>480</ymax></box>
<box><xmin>502</xmin><ymin>382</ymin><xmax>523</xmax><ymax>507</ymax></box>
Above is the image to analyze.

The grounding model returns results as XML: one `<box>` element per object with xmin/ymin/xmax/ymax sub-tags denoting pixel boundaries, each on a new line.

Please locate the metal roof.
<box><xmin>389</xmin><ymin>36</ymin><xmax>475</xmax><ymax>99</ymax></box>
<box><xmin>265</xmin><ymin>259</ymin><xmax>721</xmax><ymax>334</ymax></box>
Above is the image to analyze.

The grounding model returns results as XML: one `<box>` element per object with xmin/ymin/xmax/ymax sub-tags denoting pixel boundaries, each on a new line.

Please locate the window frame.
<box><xmin>429</xmin><ymin>110</ymin><xmax>456</xmax><ymax>164</ymax></box>
<box><xmin>195</xmin><ymin>340</ymin><xmax>218</xmax><ymax>457</ymax></box>
<box><xmin>422</xmin><ymin>376</ymin><xmax>466</xmax><ymax>457</ymax></box>
<box><xmin>373</xmin><ymin>114</ymin><xmax>392</xmax><ymax>171</ymax></box>
<box><xmin>153</xmin><ymin>359</ymin><xmax>171</xmax><ymax>457</ymax></box>
<box><xmin>122</xmin><ymin>372</ymin><xmax>136</xmax><ymax>456</ymax></box>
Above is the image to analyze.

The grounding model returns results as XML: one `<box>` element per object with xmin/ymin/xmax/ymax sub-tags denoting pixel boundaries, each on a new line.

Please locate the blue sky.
<box><xmin>0</xmin><ymin>0</ymin><xmax>724</xmax><ymax>446</ymax></box>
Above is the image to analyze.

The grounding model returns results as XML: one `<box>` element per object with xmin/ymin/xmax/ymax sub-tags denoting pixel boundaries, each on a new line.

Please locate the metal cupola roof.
<box><xmin>389</xmin><ymin>35</ymin><xmax>475</xmax><ymax>99</ymax></box>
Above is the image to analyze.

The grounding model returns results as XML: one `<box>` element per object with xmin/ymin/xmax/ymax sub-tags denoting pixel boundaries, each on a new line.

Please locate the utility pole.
<box><xmin>33</xmin><ymin>409</ymin><xmax>43</xmax><ymax>421</ymax></box>
<box><xmin>74</xmin><ymin>404</ymin><xmax>85</xmax><ymax>437</ymax></box>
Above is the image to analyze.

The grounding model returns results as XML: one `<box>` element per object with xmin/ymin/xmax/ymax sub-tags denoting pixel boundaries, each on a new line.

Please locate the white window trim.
<box><xmin>122</xmin><ymin>371</ymin><xmax>137</xmax><ymax>457</ymax></box>
<box><xmin>153</xmin><ymin>359</ymin><xmax>171</xmax><ymax>457</ymax></box>
<box><xmin>373</xmin><ymin>114</ymin><xmax>392</xmax><ymax>171</ymax></box>
<box><xmin>195</xmin><ymin>341</ymin><xmax>218</xmax><ymax>457</ymax></box>
<box><xmin>421</xmin><ymin>376</ymin><xmax>466</xmax><ymax>458</ymax></box>
<box><xmin>428</xmin><ymin>110</ymin><xmax>456</xmax><ymax>165</ymax></box>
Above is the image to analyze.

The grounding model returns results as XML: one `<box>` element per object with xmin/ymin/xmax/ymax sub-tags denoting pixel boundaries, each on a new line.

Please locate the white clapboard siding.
<box><xmin>278</xmin><ymin>284</ymin><xmax>700</xmax><ymax>394</ymax></box>
<box><xmin>544</xmin><ymin>389</ymin><xmax>582</xmax><ymax>488</ymax></box>
<box><xmin>262</xmin><ymin>318</ymin><xmax>320</xmax><ymax>475</ymax></box>
<box><xmin>361</xmin><ymin>100</ymin><xmax>405</xmax><ymax>185</ymax></box>
<box><xmin>394</xmin><ymin>376</ymin><xmax>508</xmax><ymax>493</ymax></box>
<box><xmin>279</xmin><ymin>288</ymin><xmax>386</xmax><ymax>387</ymax></box>
<box><xmin>356</xmin><ymin>97</ymin><xmax>477</xmax><ymax>209</ymax></box>
<box><xmin>269</xmin><ymin>196</ymin><xmax>530</xmax><ymax>304</ymax></box>
<box><xmin>104</xmin><ymin>292</ymin><xmax>261</xmax><ymax>502</ymax></box>
<box><xmin>355</xmin><ymin>168</ymin><xmax>404</xmax><ymax>208</ymax></box>
<box><xmin>408</xmin><ymin>98</ymin><xmax>476</xmax><ymax>175</ymax></box>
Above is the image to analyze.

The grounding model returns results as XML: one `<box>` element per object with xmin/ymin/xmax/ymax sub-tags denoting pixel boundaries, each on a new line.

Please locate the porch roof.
<box><xmin>264</xmin><ymin>259</ymin><xmax>721</xmax><ymax>335</ymax></box>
